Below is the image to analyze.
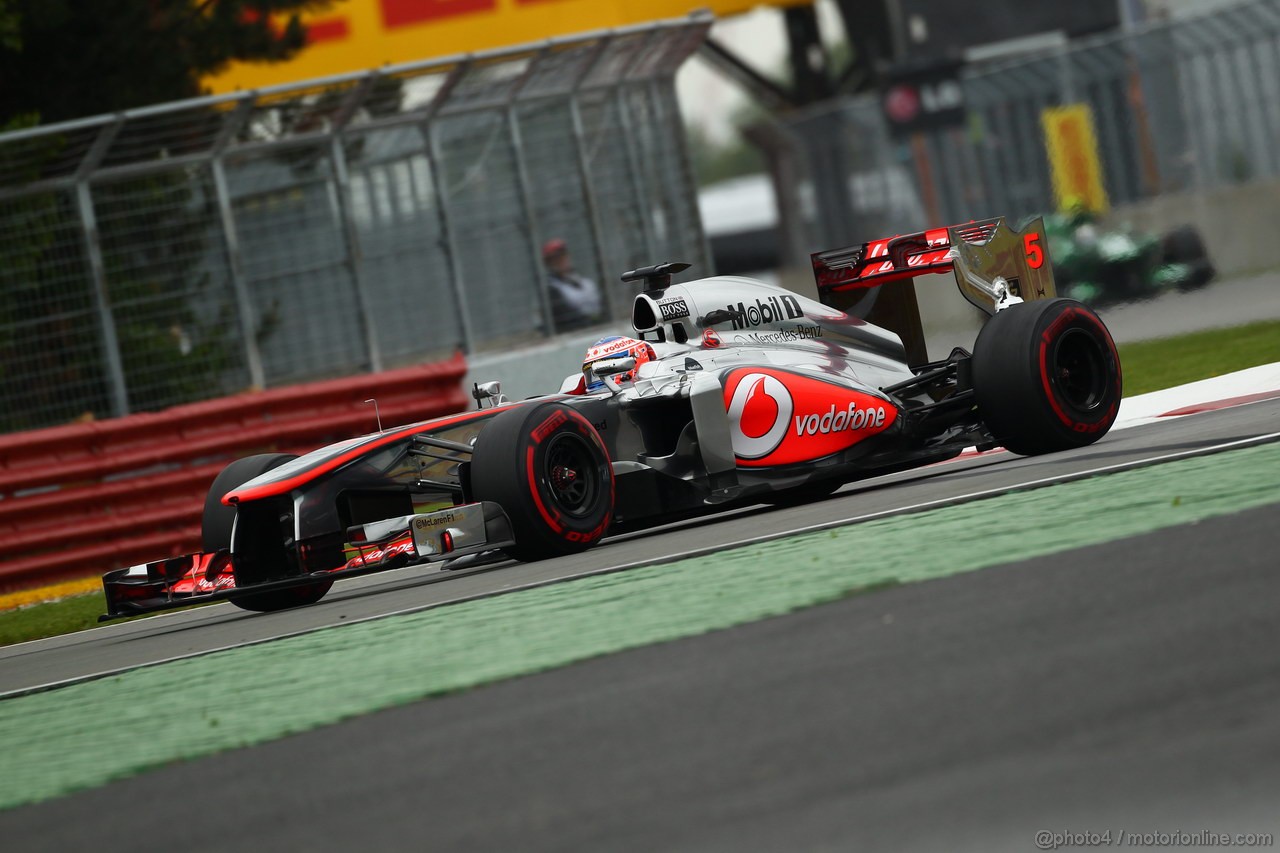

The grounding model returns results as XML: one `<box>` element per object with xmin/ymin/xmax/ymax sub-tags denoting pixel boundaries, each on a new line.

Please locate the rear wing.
<box><xmin>812</xmin><ymin>216</ymin><xmax>1057</xmax><ymax>315</ymax></box>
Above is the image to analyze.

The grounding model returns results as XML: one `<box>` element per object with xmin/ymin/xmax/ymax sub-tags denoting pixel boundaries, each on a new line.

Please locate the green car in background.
<box><xmin>1041</xmin><ymin>209</ymin><xmax>1216</xmax><ymax>306</ymax></box>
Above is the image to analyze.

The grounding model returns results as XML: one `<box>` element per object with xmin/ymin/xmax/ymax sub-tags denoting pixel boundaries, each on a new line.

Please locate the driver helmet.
<box><xmin>582</xmin><ymin>335</ymin><xmax>655</xmax><ymax>391</ymax></box>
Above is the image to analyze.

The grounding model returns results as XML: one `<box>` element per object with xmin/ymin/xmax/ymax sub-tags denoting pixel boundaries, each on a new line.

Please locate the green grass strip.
<box><xmin>1117</xmin><ymin>318</ymin><xmax>1280</xmax><ymax>396</ymax></box>
<box><xmin>0</xmin><ymin>591</ymin><xmax>209</xmax><ymax>648</ymax></box>
<box><xmin>0</xmin><ymin>593</ymin><xmax>124</xmax><ymax>648</ymax></box>
<box><xmin>2</xmin><ymin>441</ymin><xmax>1280</xmax><ymax>810</ymax></box>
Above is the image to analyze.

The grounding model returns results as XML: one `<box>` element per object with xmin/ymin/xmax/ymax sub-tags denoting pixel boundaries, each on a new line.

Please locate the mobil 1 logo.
<box><xmin>726</xmin><ymin>294</ymin><xmax>803</xmax><ymax>330</ymax></box>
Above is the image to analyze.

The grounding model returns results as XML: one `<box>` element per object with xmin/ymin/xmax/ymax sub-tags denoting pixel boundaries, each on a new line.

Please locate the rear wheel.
<box><xmin>470</xmin><ymin>403</ymin><xmax>614</xmax><ymax>562</ymax></box>
<box><xmin>202</xmin><ymin>453</ymin><xmax>333</xmax><ymax>613</ymax></box>
<box><xmin>1161</xmin><ymin>225</ymin><xmax>1215</xmax><ymax>290</ymax></box>
<box><xmin>972</xmin><ymin>298</ymin><xmax>1122</xmax><ymax>456</ymax></box>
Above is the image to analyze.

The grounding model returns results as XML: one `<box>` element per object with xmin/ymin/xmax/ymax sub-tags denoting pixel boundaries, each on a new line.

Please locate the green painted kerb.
<box><xmin>3</xmin><ymin>442</ymin><xmax>1280</xmax><ymax>809</ymax></box>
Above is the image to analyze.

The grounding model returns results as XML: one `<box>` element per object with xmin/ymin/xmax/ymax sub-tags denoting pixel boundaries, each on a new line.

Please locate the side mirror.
<box><xmin>591</xmin><ymin>356</ymin><xmax>636</xmax><ymax>379</ymax></box>
<box><xmin>472</xmin><ymin>380</ymin><xmax>507</xmax><ymax>409</ymax></box>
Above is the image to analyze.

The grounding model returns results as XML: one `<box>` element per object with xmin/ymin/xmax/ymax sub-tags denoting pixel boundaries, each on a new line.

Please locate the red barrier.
<box><xmin>0</xmin><ymin>353</ymin><xmax>469</xmax><ymax>593</ymax></box>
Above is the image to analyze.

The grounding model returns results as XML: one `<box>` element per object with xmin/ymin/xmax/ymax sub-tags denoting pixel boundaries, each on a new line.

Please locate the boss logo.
<box><xmin>658</xmin><ymin>298</ymin><xmax>690</xmax><ymax>321</ymax></box>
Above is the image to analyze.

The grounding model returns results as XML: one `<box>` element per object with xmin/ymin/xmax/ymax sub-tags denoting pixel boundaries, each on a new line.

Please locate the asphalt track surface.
<box><xmin>1098</xmin><ymin>267</ymin><xmax>1280</xmax><ymax>343</ymax></box>
<box><xmin>2</xmin><ymin>398</ymin><xmax>1277</xmax><ymax>697</ymax></box>
<box><xmin>1</xmin><ymin>400</ymin><xmax>1279</xmax><ymax>852</ymax></box>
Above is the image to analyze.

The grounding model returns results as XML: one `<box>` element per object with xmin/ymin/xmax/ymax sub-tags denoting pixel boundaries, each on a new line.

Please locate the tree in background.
<box><xmin>0</xmin><ymin>0</ymin><xmax>18</xmax><ymax>53</ymax></box>
<box><xmin>0</xmin><ymin>0</ymin><xmax>333</xmax><ymax>126</ymax></box>
<box><xmin>0</xmin><ymin>1</ymin><xmax>338</xmax><ymax>431</ymax></box>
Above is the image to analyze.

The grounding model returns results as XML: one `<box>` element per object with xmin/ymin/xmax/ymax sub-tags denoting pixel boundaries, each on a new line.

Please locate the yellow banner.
<box><xmin>1041</xmin><ymin>104</ymin><xmax>1110</xmax><ymax>214</ymax></box>
<box><xmin>207</xmin><ymin>0</ymin><xmax>812</xmax><ymax>93</ymax></box>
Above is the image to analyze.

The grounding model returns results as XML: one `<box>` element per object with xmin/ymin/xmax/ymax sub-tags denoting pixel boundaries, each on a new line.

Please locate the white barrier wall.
<box><xmin>1105</xmin><ymin>177</ymin><xmax>1280</xmax><ymax>278</ymax></box>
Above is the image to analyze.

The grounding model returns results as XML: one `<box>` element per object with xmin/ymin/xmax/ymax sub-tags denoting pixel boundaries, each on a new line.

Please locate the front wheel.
<box><xmin>470</xmin><ymin>403</ymin><xmax>614</xmax><ymax>562</ymax></box>
<box><xmin>226</xmin><ymin>582</ymin><xmax>333</xmax><ymax>613</ymax></box>
<box><xmin>202</xmin><ymin>453</ymin><xmax>334</xmax><ymax>613</ymax></box>
<box><xmin>972</xmin><ymin>298</ymin><xmax>1122</xmax><ymax>456</ymax></box>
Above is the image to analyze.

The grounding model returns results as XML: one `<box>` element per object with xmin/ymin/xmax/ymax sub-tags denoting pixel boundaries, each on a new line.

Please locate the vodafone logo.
<box><xmin>794</xmin><ymin>402</ymin><xmax>886</xmax><ymax>436</ymax></box>
<box><xmin>723</xmin><ymin>368</ymin><xmax>899</xmax><ymax>467</ymax></box>
<box><xmin>726</xmin><ymin>373</ymin><xmax>792</xmax><ymax>459</ymax></box>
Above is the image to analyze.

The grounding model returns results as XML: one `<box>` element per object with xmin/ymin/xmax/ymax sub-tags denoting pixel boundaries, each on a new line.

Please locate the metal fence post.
<box><xmin>506</xmin><ymin>104</ymin><xmax>557</xmax><ymax>335</ymax></box>
<box><xmin>1245</xmin><ymin>37</ymin><xmax>1279</xmax><ymax>177</ymax></box>
<box><xmin>563</xmin><ymin>37</ymin><xmax>619</xmax><ymax>316</ymax></box>
<box><xmin>72</xmin><ymin>118</ymin><xmax>129</xmax><ymax>418</ymax></box>
<box><xmin>613</xmin><ymin>88</ymin><xmax>660</xmax><ymax>263</ymax></box>
<box><xmin>329</xmin><ymin>134</ymin><xmax>383</xmax><ymax>372</ymax></box>
<box><xmin>568</xmin><ymin>94</ymin><xmax>618</xmax><ymax>319</ymax></box>
<box><xmin>653</xmin><ymin>78</ymin><xmax>714</xmax><ymax>275</ymax></box>
<box><xmin>415</xmin><ymin>63</ymin><xmax>474</xmax><ymax>354</ymax></box>
<box><xmin>209</xmin><ymin>98</ymin><xmax>266</xmax><ymax>389</ymax></box>
<box><xmin>1057</xmin><ymin>42</ymin><xmax>1077</xmax><ymax>103</ymax></box>
<box><xmin>504</xmin><ymin>51</ymin><xmax>560</xmax><ymax>335</ymax></box>
<box><xmin>1173</xmin><ymin>46</ymin><xmax>1208</xmax><ymax>193</ymax></box>
<box><xmin>74</xmin><ymin>178</ymin><xmax>130</xmax><ymax>418</ymax></box>
<box><xmin>424</xmin><ymin>121</ymin><xmax>476</xmax><ymax>354</ymax></box>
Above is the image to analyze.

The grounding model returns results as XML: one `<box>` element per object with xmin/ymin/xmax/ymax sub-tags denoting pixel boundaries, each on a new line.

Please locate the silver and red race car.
<box><xmin>103</xmin><ymin>217</ymin><xmax>1121</xmax><ymax>617</ymax></box>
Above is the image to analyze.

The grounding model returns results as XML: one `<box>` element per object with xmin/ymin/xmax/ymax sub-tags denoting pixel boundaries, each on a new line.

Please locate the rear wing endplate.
<box><xmin>812</xmin><ymin>217</ymin><xmax>1057</xmax><ymax>315</ymax></box>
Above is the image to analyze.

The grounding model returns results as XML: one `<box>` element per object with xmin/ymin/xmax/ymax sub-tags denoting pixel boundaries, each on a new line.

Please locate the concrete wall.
<box><xmin>1104</xmin><ymin>177</ymin><xmax>1280</xmax><ymax>278</ymax></box>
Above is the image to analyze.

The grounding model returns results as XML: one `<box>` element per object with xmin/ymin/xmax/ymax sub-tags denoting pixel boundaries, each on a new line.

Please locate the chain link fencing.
<box><xmin>0</xmin><ymin>16</ymin><xmax>712</xmax><ymax>433</ymax></box>
<box><xmin>780</xmin><ymin>0</ymin><xmax>1280</xmax><ymax>256</ymax></box>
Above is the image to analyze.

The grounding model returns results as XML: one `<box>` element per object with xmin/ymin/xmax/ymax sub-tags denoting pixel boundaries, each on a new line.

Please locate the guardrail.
<box><xmin>0</xmin><ymin>353</ymin><xmax>468</xmax><ymax>593</ymax></box>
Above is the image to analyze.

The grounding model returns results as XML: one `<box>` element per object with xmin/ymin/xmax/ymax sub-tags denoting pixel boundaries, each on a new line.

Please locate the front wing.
<box><xmin>101</xmin><ymin>501</ymin><xmax>515</xmax><ymax>619</ymax></box>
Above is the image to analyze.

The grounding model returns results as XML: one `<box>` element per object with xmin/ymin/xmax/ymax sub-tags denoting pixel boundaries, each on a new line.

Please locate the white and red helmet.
<box><xmin>581</xmin><ymin>336</ymin><xmax>656</xmax><ymax>391</ymax></box>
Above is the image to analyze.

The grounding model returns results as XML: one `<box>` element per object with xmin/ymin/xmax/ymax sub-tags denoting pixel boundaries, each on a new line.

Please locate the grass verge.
<box><xmin>0</xmin><ymin>594</ymin><xmax>111</xmax><ymax>648</ymax></box>
<box><xmin>3</xmin><ymin>319</ymin><xmax>1279</xmax><ymax>648</ymax></box>
<box><xmin>1116</xmin><ymin>318</ymin><xmax>1280</xmax><ymax>396</ymax></box>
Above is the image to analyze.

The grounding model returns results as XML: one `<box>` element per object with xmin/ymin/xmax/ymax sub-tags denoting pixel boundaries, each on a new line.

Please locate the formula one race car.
<box><xmin>103</xmin><ymin>217</ymin><xmax>1122</xmax><ymax>618</ymax></box>
<box><xmin>1043</xmin><ymin>210</ymin><xmax>1215</xmax><ymax>306</ymax></box>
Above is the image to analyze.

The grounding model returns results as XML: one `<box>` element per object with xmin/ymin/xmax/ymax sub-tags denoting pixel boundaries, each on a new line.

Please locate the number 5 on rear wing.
<box><xmin>812</xmin><ymin>216</ymin><xmax>1057</xmax><ymax>316</ymax></box>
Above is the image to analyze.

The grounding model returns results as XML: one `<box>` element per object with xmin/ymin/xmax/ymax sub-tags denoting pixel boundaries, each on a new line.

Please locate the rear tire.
<box><xmin>202</xmin><ymin>453</ymin><xmax>333</xmax><ymax>613</ymax></box>
<box><xmin>470</xmin><ymin>403</ymin><xmax>614</xmax><ymax>562</ymax></box>
<box><xmin>972</xmin><ymin>298</ymin><xmax>1122</xmax><ymax>456</ymax></box>
<box><xmin>1161</xmin><ymin>225</ymin><xmax>1215</xmax><ymax>291</ymax></box>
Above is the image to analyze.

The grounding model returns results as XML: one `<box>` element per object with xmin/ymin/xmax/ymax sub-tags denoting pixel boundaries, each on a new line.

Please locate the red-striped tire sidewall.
<box><xmin>972</xmin><ymin>298</ymin><xmax>1122</xmax><ymax>455</ymax></box>
<box><xmin>471</xmin><ymin>402</ymin><xmax>615</xmax><ymax>560</ymax></box>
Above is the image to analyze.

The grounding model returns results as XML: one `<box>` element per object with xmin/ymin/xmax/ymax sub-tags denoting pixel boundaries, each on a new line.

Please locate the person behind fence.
<box><xmin>542</xmin><ymin>238</ymin><xmax>603</xmax><ymax>332</ymax></box>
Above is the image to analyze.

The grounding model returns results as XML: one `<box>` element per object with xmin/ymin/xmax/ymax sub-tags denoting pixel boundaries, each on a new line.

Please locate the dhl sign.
<box><xmin>208</xmin><ymin>0</ymin><xmax>813</xmax><ymax>92</ymax></box>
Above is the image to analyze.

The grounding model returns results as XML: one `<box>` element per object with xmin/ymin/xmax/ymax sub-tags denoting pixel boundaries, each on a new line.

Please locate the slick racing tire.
<box><xmin>972</xmin><ymin>298</ymin><xmax>1122</xmax><ymax>456</ymax></box>
<box><xmin>470</xmin><ymin>402</ymin><xmax>614</xmax><ymax>562</ymax></box>
<box><xmin>203</xmin><ymin>453</ymin><xmax>333</xmax><ymax>613</ymax></box>
<box><xmin>1160</xmin><ymin>224</ymin><xmax>1215</xmax><ymax>291</ymax></box>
